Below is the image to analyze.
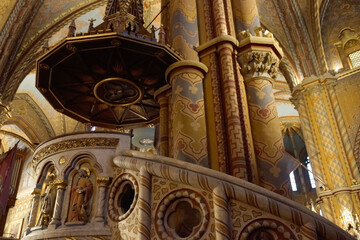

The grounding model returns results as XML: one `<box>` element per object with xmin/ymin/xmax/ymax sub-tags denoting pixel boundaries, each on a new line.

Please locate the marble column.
<box><xmin>49</xmin><ymin>180</ymin><xmax>68</xmax><ymax>226</ymax></box>
<box><xmin>238</xmin><ymin>29</ymin><xmax>295</xmax><ymax>198</ymax></box>
<box><xmin>95</xmin><ymin>177</ymin><xmax>110</xmax><ymax>223</ymax></box>
<box><xmin>166</xmin><ymin>61</ymin><xmax>208</xmax><ymax>166</ymax></box>
<box><xmin>292</xmin><ymin>74</ymin><xmax>360</xmax><ymax>228</ymax></box>
<box><xmin>26</xmin><ymin>188</ymin><xmax>41</xmax><ymax>232</ymax></box>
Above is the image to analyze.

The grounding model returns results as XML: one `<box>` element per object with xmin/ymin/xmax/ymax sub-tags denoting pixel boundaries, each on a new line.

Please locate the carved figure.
<box><xmin>71</xmin><ymin>168</ymin><xmax>93</xmax><ymax>222</ymax></box>
<box><xmin>37</xmin><ymin>173</ymin><xmax>56</xmax><ymax>226</ymax></box>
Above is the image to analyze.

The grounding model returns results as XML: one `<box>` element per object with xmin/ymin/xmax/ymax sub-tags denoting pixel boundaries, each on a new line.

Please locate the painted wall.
<box><xmin>335</xmin><ymin>71</ymin><xmax>360</xmax><ymax>148</ymax></box>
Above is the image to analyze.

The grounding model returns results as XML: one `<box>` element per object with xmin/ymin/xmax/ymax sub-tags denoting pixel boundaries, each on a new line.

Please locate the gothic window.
<box><xmin>289</xmin><ymin>171</ymin><xmax>297</xmax><ymax>191</ymax></box>
<box><xmin>348</xmin><ymin>49</ymin><xmax>360</xmax><ymax>68</ymax></box>
<box><xmin>305</xmin><ymin>156</ymin><xmax>316</xmax><ymax>189</ymax></box>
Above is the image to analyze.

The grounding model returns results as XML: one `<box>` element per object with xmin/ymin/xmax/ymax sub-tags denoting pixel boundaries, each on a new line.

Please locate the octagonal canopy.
<box><xmin>36</xmin><ymin>33</ymin><xmax>181</xmax><ymax>128</ymax></box>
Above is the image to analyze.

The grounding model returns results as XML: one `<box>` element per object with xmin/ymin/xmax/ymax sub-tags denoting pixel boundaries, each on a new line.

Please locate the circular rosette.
<box><xmin>155</xmin><ymin>189</ymin><xmax>209</xmax><ymax>239</ymax></box>
<box><xmin>108</xmin><ymin>173</ymin><xmax>138</xmax><ymax>221</ymax></box>
<box><xmin>94</xmin><ymin>78</ymin><xmax>143</xmax><ymax>107</ymax></box>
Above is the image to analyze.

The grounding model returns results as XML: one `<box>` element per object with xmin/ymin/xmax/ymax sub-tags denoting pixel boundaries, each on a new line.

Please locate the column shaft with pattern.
<box><xmin>166</xmin><ymin>61</ymin><xmax>208</xmax><ymax>166</ymax></box>
<box><xmin>292</xmin><ymin>74</ymin><xmax>360</xmax><ymax>228</ymax></box>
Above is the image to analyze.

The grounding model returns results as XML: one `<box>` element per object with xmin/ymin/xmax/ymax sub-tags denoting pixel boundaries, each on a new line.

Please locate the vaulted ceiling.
<box><xmin>0</xmin><ymin>0</ymin><xmax>356</xmax><ymax>151</ymax></box>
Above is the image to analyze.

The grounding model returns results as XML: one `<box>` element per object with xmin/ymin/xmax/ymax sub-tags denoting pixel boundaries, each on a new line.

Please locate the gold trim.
<box><xmin>59</xmin><ymin>156</ymin><xmax>66</xmax><ymax>165</ymax></box>
<box><xmin>31</xmin><ymin>188</ymin><xmax>42</xmax><ymax>195</ymax></box>
<box><xmin>197</xmin><ymin>35</ymin><xmax>238</xmax><ymax>53</ymax></box>
<box><xmin>93</xmin><ymin>77</ymin><xmax>143</xmax><ymax>107</ymax></box>
<box><xmin>53</xmin><ymin>179</ymin><xmax>68</xmax><ymax>188</ymax></box>
<box><xmin>33</xmin><ymin>138</ymin><xmax>119</xmax><ymax>165</ymax></box>
<box><xmin>97</xmin><ymin>177</ymin><xmax>111</xmax><ymax>185</ymax></box>
<box><xmin>165</xmin><ymin>60</ymin><xmax>208</xmax><ymax>84</ymax></box>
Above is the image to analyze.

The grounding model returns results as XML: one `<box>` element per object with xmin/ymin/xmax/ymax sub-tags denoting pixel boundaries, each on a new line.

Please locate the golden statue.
<box><xmin>71</xmin><ymin>168</ymin><xmax>93</xmax><ymax>222</ymax></box>
<box><xmin>37</xmin><ymin>173</ymin><xmax>56</xmax><ymax>227</ymax></box>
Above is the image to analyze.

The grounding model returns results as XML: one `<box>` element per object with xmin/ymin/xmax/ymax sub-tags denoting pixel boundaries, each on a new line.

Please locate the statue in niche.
<box><xmin>36</xmin><ymin>173</ymin><xmax>56</xmax><ymax>227</ymax></box>
<box><xmin>71</xmin><ymin>168</ymin><xmax>93</xmax><ymax>222</ymax></box>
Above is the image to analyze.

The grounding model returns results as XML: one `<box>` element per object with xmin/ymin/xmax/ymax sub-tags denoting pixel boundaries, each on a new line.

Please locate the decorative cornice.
<box><xmin>33</xmin><ymin>137</ymin><xmax>119</xmax><ymax>165</ymax></box>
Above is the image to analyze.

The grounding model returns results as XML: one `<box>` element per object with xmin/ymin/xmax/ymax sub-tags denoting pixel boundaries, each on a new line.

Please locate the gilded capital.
<box><xmin>53</xmin><ymin>179</ymin><xmax>68</xmax><ymax>188</ymax></box>
<box><xmin>238</xmin><ymin>50</ymin><xmax>280</xmax><ymax>80</ymax></box>
<box><xmin>31</xmin><ymin>188</ymin><xmax>42</xmax><ymax>195</ymax></box>
<box><xmin>97</xmin><ymin>177</ymin><xmax>111</xmax><ymax>186</ymax></box>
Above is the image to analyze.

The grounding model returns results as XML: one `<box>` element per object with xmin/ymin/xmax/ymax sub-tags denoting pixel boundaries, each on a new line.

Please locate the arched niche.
<box><xmin>34</xmin><ymin>163</ymin><xmax>57</xmax><ymax>227</ymax></box>
<box><xmin>64</xmin><ymin>153</ymin><xmax>99</xmax><ymax>224</ymax></box>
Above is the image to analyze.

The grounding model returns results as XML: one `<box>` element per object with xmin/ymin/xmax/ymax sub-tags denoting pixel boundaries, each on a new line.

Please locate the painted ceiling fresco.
<box><xmin>321</xmin><ymin>0</ymin><xmax>360</xmax><ymax>70</ymax></box>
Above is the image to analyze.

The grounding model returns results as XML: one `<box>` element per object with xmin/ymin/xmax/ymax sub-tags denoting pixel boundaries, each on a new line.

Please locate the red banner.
<box><xmin>0</xmin><ymin>144</ymin><xmax>18</xmax><ymax>217</ymax></box>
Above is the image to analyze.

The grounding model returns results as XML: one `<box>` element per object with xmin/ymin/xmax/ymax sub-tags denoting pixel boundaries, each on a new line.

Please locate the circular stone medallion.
<box><xmin>94</xmin><ymin>78</ymin><xmax>143</xmax><ymax>106</ymax></box>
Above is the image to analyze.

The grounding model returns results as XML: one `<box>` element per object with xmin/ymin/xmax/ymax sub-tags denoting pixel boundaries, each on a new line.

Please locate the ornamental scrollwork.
<box><xmin>238</xmin><ymin>51</ymin><xmax>280</xmax><ymax>80</ymax></box>
<box><xmin>33</xmin><ymin>138</ymin><xmax>119</xmax><ymax>165</ymax></box>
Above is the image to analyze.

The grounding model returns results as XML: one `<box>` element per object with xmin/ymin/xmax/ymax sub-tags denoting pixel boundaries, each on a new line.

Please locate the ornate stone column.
<box><xmin>231</xmin><ymin>0</ymin><xmax>261</xmax><ymax>35</ymax></box>
<box><xmin>95</xmin><ymin>177</ymin><xmax>110</xmax><ymax>223</ymax></box>
<box><xmin>26</xmin><ymin>189</ymin><xmax>41</xmax><ymax>232</ymax></box>
<box><xmin>154</xmin><ymin>86</ymin><xmax>171</xmax><ymax>157</ymax></box>
<box><xmin>196</xmin><ymin>0</ymin><xmax>256</xmax><ymax>180</ymax></box>
<box><xmin>162</xmin><ymin>0</ymin><xmax>208</xmax><ymax>166</ymax></box>
<box><xmin>49</xmin><ymin>180</ymin><xmax>68</xmax><ymax>226</ymax></box>
<box><xmin>238</xmin><ymin>29</ymin><xmax>295</xmax><ymax>197</ymax></box>
<box><xmin>292</xmin><ymin>74</ymin><xmax>360</xmax><ymax>228</ymax></box>
<box><xmin>165</xmin><ymin>61</ymin><xmax>208</xmax><ymax>166</ymax></box>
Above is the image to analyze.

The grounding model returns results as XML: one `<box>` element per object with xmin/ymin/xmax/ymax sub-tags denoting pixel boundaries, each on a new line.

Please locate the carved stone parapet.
<box><xmin>238</xmin><ymin>50</ymin><xmax>280</xmax><ymax>80</ymax></box>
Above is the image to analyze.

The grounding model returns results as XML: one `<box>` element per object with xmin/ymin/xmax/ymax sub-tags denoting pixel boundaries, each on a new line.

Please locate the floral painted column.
<box><xmin>166</xmin><ymin>61</ymin><xmax>208</xmax><ymax>166</ymax></box>
<box><xmin>238</xmin><ymin>30</ymin><xmax>295</xmax><ymax>197</ymax></box>
<box><xmin>162</xmin><ymin>0</ymin><xmax>208</xmax><ymax>165</ymax></box>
